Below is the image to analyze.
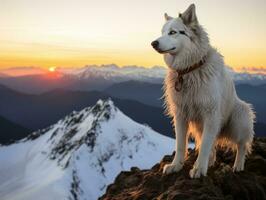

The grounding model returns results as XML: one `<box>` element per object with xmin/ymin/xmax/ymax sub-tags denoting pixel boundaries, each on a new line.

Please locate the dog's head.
<box><xmin>151</xmin><ymin>4</ymin><xmax>209</xmax><ymax>69</ymax></box>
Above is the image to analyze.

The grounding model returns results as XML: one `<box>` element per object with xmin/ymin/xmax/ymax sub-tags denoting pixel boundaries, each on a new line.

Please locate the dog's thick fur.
<box><xmin>152</xmin><ymin>4</ymin><xmax>255</xmax><ymax>178</ymax></box>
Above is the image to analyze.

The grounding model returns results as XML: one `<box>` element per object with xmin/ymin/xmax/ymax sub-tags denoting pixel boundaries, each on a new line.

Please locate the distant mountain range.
<box><xmin>0</xmin><ymin>65</ymin><xmax>265</xmax><ymax>94</ymax></box>
<box><xmin>0</xmin><ymin>65</ymin><xmax>265</xmax><ymax>143</ymax></box>
<box><xmin>0</xmin><ymin>81</ymin><xmax>265</xmax><ymax>144</ymax></box>
<box><xmin>58</xmin><ymin>64</ymin><xmax>165</xmax><ymax>83</ymax></box>
<box><xmin>0</xmin><ymin>100</ymin><xmax>174</xmax><ymax>200</ymax></box>
<box><xmin>0</xmin><ymin>85</ymin><xmax>173</xmax><ymax>141</ymax></box>
<box><xmin>0</xmin><ymin>116</ymin><xmax>30</xmax><ymax>144</ymax></box>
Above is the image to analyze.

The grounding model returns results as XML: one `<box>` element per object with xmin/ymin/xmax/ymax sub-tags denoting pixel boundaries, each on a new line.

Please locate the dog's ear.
<box><xmin>180</xmin><ymin>4</ymin><xmax>198</xmax><ymax>26</ymax></box>
<box><xmin>164</xmin><ymin>13</ymin><xmax>173</xmax><ymax>21</ymax></box>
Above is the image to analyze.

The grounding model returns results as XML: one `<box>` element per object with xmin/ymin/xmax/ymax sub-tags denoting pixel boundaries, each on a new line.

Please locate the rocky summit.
<box><xmin>100</xmin><ymin>138</ymin><xmax>266</xmax><ymax>200</ymax></box>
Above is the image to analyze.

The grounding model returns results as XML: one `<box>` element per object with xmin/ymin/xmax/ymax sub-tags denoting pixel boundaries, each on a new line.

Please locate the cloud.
<box><xmin>236</xmin><ymin>66</ymin><xmax>266</xmax><ymax>74</ymax></box>
<box><xmin>0</xmin><ymin>66</ymin><xmax>46</xmax><ymax>77</ymax></box>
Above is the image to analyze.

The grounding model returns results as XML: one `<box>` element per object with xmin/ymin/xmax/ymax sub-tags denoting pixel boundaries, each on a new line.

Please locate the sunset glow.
<box><xmin>0</xmin><ymin>0</ymin><xmax>266</xmax><ymax>73</ymax></box>
<box><xmin>49</xmin><ymin>67</ymin><xmax>56</xmax><ymax>72</ymax></box>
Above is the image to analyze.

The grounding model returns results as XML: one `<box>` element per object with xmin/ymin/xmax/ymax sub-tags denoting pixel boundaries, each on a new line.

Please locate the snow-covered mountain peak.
<box><xmin>0</xmin><ymin>99</ymin><xmax>174</xmax><ymax>200</ymax></box>
<box><xmin>47</xmin><ymin>99</ymin><xmax>117</xmax><ymax>167</ymax></box>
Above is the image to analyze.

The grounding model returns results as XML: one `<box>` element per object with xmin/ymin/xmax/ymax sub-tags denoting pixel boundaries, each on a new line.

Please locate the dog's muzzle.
<box><xmin>151</xmin><ymin>40</ymin><xmax>159</xmax><ymax>50</ymax></box>
<box><xmin>151</xmin><ymin>40</ymin><xmax>176</xmax><ymax>53</ymax></box>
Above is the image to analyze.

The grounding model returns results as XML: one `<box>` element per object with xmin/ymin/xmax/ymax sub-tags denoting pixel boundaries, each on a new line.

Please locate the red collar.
<box><xmin>175</xmin><ymin>57</ymin><xmax>206</xmax><ymax>92</ymax></box>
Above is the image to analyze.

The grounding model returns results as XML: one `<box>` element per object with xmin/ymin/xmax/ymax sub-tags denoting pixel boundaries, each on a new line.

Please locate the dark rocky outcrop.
<box><xmin>100</xmin><ymin>138</ymin><xmax>266</xmax><ymax>200</ymax></box>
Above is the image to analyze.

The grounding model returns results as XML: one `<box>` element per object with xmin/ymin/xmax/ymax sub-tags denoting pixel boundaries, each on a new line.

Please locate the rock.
<box><xmin>100</xmin><ymin>138</ymin><xmax>266</xmax><ymax>200</ymax></box>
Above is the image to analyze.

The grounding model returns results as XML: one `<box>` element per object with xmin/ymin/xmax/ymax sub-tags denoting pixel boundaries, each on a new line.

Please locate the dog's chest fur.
<box><xmin>163</xmin><ymin>64</ymin><xmax>218</xmax><ymax>122</ymax></box>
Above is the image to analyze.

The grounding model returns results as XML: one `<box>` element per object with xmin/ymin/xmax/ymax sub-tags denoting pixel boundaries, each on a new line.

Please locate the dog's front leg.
<box><xmin>189</xmin><ymin>114</ymin><xmax>220</xmax><ymax>178</ymax></box>
<box><xmin>163</xmin><ymin>116</ymin><xmax>188</xmax><ymax>174</ymax></box>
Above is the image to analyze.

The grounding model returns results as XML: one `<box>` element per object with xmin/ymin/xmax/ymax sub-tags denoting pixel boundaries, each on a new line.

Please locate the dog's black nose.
<box><xmin>151</xmin><ymin>40</ymin><xmax>159</xmax><ymax>48</ymax></box>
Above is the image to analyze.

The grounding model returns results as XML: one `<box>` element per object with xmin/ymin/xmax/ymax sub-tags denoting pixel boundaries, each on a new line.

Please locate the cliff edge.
<box><xmin>100</xmin><ymin>138</ymin><xmax>266</xmax><ymax>200</ymax></box>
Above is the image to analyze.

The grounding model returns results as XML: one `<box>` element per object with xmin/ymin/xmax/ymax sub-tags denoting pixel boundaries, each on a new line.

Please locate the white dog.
<box><xmin>151</xmin><ymin>4</ymin><xmax>255</xmax><ymax>178</ymax></box>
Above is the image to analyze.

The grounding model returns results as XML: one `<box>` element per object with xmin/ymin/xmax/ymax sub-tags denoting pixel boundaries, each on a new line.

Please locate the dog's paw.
<box><xmin>163</xmin><ymin>163</ymin><xmax>182</xmax><ymax>175</ymax></box>
<box><xmin>233</xmin><ymin>163</ymin><xmax>244</xmax><ymax>172</ymax></box>
<box><xmin>189</xmin><ymin>165</ymin><xmax>207</xmax><ymax>178</ymax></box>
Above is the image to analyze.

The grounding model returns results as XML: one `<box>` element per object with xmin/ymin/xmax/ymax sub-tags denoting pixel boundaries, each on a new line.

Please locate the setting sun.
<box><xmin>49</xmin><ymin>67</ymin><xmax>56</xmax><ymax>72</ymax></box>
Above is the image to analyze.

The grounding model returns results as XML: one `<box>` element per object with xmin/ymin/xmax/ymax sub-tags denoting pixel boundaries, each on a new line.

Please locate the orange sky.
<box><xmin>0</xmin><ymin>0</ymin><xmax>266</xmax><ymax>72</ymax></box>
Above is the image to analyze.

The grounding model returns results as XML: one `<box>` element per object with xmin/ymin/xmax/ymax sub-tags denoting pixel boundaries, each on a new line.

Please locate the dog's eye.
<box><xmin>179</xmin><ymin>30</ymin><xmax>186</xmax><ymax>35</ymax></box>
<box><xmin>168</xmin><ymin>30</ymin><xmax>177</xmax><ymax>35</ymax></box>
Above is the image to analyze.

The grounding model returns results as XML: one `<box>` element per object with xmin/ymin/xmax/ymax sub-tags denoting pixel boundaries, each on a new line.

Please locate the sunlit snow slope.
<box><xmin>0</xmin><ymin>99</ymin><xmax>175</xmax><ymax>200</ymax></box>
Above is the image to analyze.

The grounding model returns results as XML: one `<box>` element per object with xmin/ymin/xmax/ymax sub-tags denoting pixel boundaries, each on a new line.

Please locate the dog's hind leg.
<box><xmin>190</xmin><ymin>114</ymin><xmax>220</xmax><ymax>178</ymax></box>
<box><xmin>231</xmin><ymin>101</ymin><xmax>255</xmax><ymax>172</ymax></box>
<box><xmin>233</xmin><ymin>143</ymin><xmax>246</xmax><ymax>171</ymax></box>
<box><xmin>163</xmin><ymin>116</ymin><xmax>188</xmax><ymax>174</ymax></box>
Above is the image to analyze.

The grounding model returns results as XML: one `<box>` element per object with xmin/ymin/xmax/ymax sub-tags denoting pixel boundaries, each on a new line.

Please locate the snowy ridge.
<box><xmin>58</xmin><ymin>64</ymin><xmax>266</xmax><ymax>85</ymax></box>
<box><xmin>57</xmin><ymin>64</ymin><xmax>166</xmax><ymax>83</ymax></box>
<box><xmin>0</xmin><ymin>99</ymin><xmax>175</xmax><ymax>200</ymax></box>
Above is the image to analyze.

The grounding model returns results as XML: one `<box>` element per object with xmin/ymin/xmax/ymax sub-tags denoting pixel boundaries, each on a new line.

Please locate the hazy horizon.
<box><xmin>1</xmin><ymin>64</ymin><xmax>266</xmax><ymax>77</ymax></box>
